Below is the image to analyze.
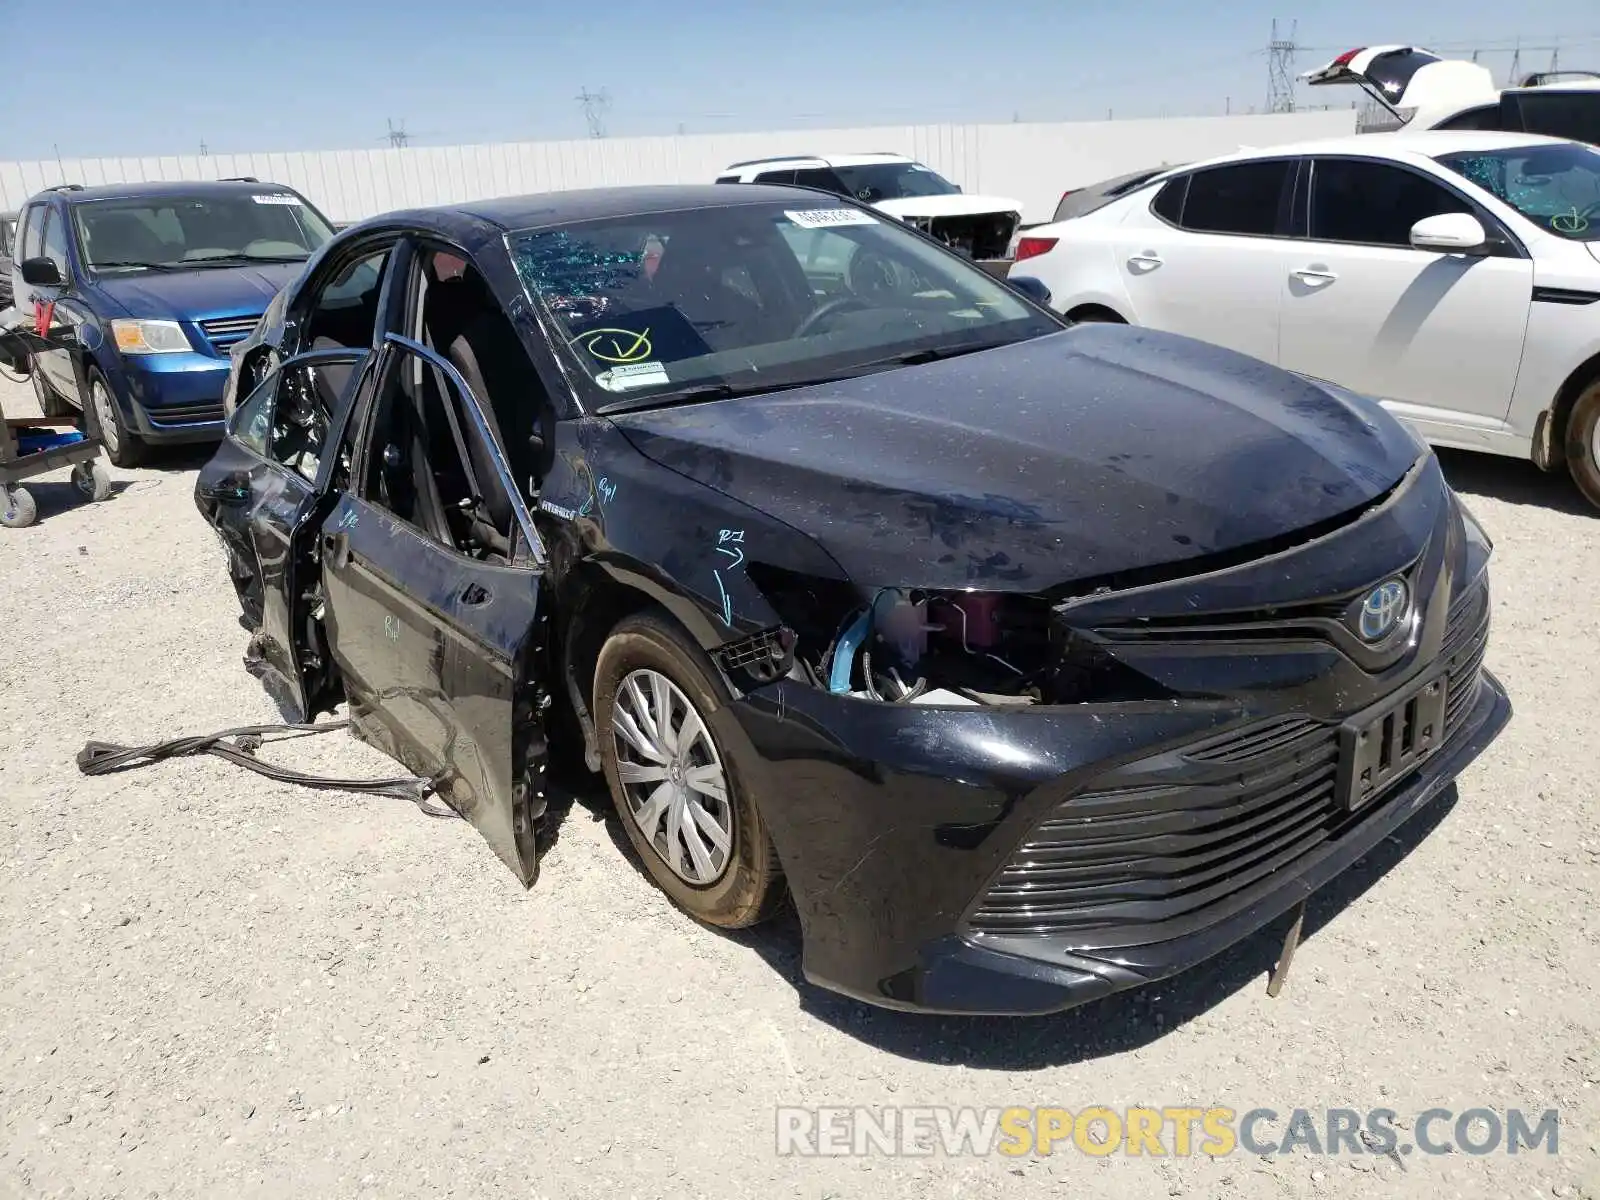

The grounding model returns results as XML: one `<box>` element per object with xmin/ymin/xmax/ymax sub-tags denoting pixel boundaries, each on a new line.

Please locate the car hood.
<box><xmin>92</xmin><ymin>262</ymin><xmax>303</xmax><ymax>320</ymax></box>
<box><xmin>873</xmin><ymin>194</ymin><xmax>1023</xmax><ymax>220</ymax></box>
<box><xmin>611</xmin><ymin>326</ymin><xmax>1421</xmax><ymax>592</ymax></box>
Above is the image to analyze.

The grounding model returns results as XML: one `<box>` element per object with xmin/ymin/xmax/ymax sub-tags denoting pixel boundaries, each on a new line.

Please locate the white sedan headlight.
<box><xmin>111</xmin><ymin>318</ymin><xmax>192</xmax><ymax>355</ymax></box>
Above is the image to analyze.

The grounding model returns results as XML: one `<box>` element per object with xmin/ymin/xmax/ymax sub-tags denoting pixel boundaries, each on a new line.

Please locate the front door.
<box><xmin>1277</xmin><ymin>156</ymin><xmax>1533</xmax><ymax>431</ymax></box>
<box><xmin>321</xmin><ymin>331</ymin><xmax>549</xmax><ymax>884</ymax></box>
<box><xmin>18</xmin><ymin>206</ymin><xmax>83</xmax><ymax>400</ymax></box>
<box><xmin>194</xmin><ymin>348</ymin><xmax>372</xmax><ymax>719</ymax></box>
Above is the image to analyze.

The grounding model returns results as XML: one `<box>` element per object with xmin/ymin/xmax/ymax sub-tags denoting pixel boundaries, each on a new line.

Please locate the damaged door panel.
<box><xmin>194</xmin><ymin>348</ymin><xmax>371</xmax><ymax>719</ymax></box>
<box><xmin>318</xmin><ymin>332</ymin><xmax>551</xmax><ymax>884</ymax></box>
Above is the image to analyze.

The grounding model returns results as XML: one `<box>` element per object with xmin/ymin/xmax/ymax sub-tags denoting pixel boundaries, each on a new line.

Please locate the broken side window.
<box><xmin>229</xmin><ymin>356</ymin><xmax>363</xmax><ymax>483</ymax></box>
<box><xmin>361</xmin><ymin>344</ymin><xmax>515</xmax><ymax>564</ymax></box>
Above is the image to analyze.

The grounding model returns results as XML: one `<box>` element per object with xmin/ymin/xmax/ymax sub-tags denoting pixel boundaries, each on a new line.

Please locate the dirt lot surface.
<box><xmin>2</xmin><ymin>372</ymin><xmax>1598</xmax><ymax>1200</ymax></box>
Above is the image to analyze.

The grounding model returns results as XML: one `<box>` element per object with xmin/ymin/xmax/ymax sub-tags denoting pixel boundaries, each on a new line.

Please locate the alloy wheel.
<box><xmin>611</xmin><ymin>668</ymin><xmax>734</xmax><ymax>886</ymax></box>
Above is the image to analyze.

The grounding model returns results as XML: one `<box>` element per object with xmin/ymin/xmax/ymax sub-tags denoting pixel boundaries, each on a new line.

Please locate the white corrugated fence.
<box><xmin>0</xmin><ymin>111</ymin><xmax>1357</xmax><ymax>226</ymax></box>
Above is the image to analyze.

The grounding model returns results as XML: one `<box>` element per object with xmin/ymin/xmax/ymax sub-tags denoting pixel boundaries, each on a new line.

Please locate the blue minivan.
<box><xmin>12</xmin><ymin>180</ymin><xmax>336</xmax><ymax>466</ymax></box>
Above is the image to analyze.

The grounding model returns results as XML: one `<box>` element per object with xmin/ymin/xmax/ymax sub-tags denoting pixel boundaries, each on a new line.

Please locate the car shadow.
<box><xmin>548</xmin><ymin>765</ymin><xmax>1460</xmax><ymax>1067</ymax></box>
<box><xmin>1435</xmin><ymin>448</ymin><xmax>1595</xmax><ymax>518</ymax></box>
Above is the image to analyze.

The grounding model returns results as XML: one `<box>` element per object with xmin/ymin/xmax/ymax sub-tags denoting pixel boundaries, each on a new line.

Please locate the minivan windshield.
<box><xmin>1436</xmin><ymin>142</ymin><xmax>1600</xmax><ymax>241</ymax></box>
<box><xmin>509</xmin><ymin>200</ymin><xmax>1060</xmax><ymax>409</ymax></box>
<box><xmin>73</xmin><ymin>191</ymin><xmax>336</xmax><ymax>273</ymax></box>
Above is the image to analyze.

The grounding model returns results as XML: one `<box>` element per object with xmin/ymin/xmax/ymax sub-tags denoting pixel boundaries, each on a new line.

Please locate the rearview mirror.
<box><xmin>19</xmin><ymin>256</ymin><xmax>63</xmax><ymax>287</ymax></box>
<box><xmin>1008</xmin><ymin>275</ymin><xmax>1052</xmax><ymax>307</ymax></box>
<box><xmin>1409</xmin><ymin>213</ymin><xmax>1489</xmax><ymax>254</ymax></box>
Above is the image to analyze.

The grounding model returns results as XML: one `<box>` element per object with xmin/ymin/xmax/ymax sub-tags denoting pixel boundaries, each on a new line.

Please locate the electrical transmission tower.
<box><xmin>576</xmin><ymin>87</ymin><xmax>612</xmax><ymax>138</ymax></box>
<box><xmin>1267</xmin><ymin>19</ymin><xmax>1300</xmax><ymax>113</ymax></box>
<box><xmin>383</xmin><ymin>119</ymin><xmax>410</xmax><ymax>149</ymax></box>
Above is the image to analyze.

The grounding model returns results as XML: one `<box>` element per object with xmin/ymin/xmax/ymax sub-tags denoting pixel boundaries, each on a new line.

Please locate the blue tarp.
<box><xmin>15</xmin><ymin>430</ymin><xmax>87</xmax><ymax>455</ymax></box>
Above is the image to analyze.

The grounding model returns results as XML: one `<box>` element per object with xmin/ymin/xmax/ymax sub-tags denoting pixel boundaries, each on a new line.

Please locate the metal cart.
<box><xmin>0</xmin><ymin>326</ymin><xmax>112</xmax><ymax>528</ymax></box>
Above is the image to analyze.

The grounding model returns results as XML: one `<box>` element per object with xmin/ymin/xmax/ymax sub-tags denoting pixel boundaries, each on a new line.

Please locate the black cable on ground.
<box><xmin>76</xmin><ymin>719</ymin><xmax>458</xmax><ymax>818</ymax></box>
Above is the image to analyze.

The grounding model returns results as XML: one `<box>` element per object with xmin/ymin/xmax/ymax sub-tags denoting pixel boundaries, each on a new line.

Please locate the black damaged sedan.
<box><xmin>195</xmin><ymin>183</ymin><xmax>1510</xmax><ymax>1016</ymax></box>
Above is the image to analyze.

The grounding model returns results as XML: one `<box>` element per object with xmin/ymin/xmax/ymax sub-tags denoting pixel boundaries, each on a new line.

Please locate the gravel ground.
<box><xmin>1</xmin><ymin>371</ymin><xmax>1597</xmax><ymax>1200</ymax></box>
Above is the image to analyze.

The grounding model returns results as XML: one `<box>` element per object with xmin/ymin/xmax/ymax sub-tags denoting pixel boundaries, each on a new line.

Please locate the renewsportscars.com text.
<box><xmin>775</xmin><ymin>1106</ymin><xmax>1560</xmax><ymax>1158</ymax></box>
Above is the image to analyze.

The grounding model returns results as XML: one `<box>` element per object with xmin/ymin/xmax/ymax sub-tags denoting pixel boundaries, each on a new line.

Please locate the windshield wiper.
<box><xmin>93</xmin><ymin>260</ymin><xmax>182</xmax><ymax>272</ymax></box>
<box><xmin>184</xmin><ymin>252</ymin><xmax>310</xmax><ymax>266</ymax></box>
<box><xmin>595</xmin><ymin>379</ymin><xmax>804</xmax><ymax>414</ymax></box>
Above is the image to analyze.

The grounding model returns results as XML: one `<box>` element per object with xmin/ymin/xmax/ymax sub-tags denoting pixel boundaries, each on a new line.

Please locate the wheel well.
<box><xmin>552</xmin><ymin>566</ymin><xmax>657</xmax><ymax>772</ymax></box>
<box><xmin>1065</xmin><ymin>303</ymin><xmax>1126</xmax><ymax>324</ymax></box>
<box><xmin>1550</xmin><ymin>351</ymin><xmax>1600</xmax><ymax>467</ymax></box>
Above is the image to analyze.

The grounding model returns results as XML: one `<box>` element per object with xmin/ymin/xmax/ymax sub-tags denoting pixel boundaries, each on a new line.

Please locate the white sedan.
<box><xmin>1007</xmin><ymin>131</ymin><xmax>1600</xmax><ymax>508</ymax></box>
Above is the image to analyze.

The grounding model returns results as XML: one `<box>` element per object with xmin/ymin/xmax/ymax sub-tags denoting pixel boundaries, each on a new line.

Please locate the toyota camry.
<box><xmin>193</xmin><ymin>183</ymin><xmax>1510</xmax><ymax>1015</ymax></box>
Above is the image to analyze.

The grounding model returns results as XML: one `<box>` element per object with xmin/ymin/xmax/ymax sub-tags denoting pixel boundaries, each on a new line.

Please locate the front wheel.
<box><xmin>83</xmin><ymin>368</ymin><xmax>146</xmax><ymax>469</ymax></box>
<box><xmin>594</xmin><ymin>611</ymin><xmax>786</xmax><ymax>929</ymax></box>
<box><xmin>1566</xmin><ymin>380</ymin><xmax>1600</xmax><ymax>512</ymax></box>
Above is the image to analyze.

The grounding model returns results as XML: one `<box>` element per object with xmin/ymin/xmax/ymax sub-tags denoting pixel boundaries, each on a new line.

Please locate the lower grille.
<box><xmin>968</xmin><ymin>576</ymin><xmax>1492</xmax><ymax>940</ymax></box>
<box><xmin>967</xmin><ymin>727</ymin><xmax>1341</xmax><ymax>937</ymax></box>
<box><xmin>147</xmin><ymin>402</ymin><xmax>224</xmax><ymax>425</ymax></box>
<box><xmin>198</xmin><ymin>314</ymin><xmax>262</xmax><ymax>350</ymax></box>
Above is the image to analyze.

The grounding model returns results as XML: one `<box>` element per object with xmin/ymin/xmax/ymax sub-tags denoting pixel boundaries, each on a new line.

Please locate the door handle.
<box><xmin>1127</xmin><ymin>253</ymin><xmax>1164</xmax><ymax>270</ymax></box>
<box><xmin>321</xmin><ymin>529</ymin><xmax>350</xmax><ymax>569</ymax></box>
<box><xmin>1292</xmin><ymin>267</ymin><xmax>1338</xmax><ymax>286</ymax></box>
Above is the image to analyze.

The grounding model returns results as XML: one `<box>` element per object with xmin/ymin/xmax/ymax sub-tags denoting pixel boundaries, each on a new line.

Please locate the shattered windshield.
<box><xmin>509</xmin><ymin>200</ymin><xmax>1059</xmax><ymax>408</ymax></box>
<box><xmin>829</xmin><ymin>162</ymin><xmax>962</xmax><ymax>202</ymax></box>
<box><xmin>1437</xmin><ymin>142</ymin><xmax>1600</xmax><ymax>241</ymax></box>
<box><xmin>74</xmin><ymin>192</ymin><xmax>336</xmax><ymax>272</ymax></box>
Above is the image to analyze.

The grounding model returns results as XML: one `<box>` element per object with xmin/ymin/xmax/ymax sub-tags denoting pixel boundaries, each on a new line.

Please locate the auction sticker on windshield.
<box><xmin>785</xmin><ymin>209</ymin><xmax>879</xmax><ymax>229</ymax></box>
<box><xmin>252</xmin><ymin>194</ymin><xmax>302</xmax><ymax>205</ymax></box>
<box><xmin>597</xmin><ymin>361</ymin><xmax>669</xmax><ymax>392</ymax></box>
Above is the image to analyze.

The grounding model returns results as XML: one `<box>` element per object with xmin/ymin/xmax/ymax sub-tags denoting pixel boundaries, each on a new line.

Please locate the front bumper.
<box><xmin>719</xmin><ymin>601</ymin><xmax>1506</xmax><ymax>1015</ymax></box>
<box><xmin>113</xmin><ymin>353</ymin><xmax>229</xmax><ymax>444</ymax></box>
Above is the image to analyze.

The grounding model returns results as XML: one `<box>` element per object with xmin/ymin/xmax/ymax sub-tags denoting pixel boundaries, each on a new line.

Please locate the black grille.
<box><xmin>968</xmin><ymin>577</ymin><xmax>1492</xmax><ymax>940</ymax></box>
<box><xmin>716</xmin><ymin>627</ymin><xmax>794</xmax><ymax>684</ymax></box>
<box><xmin>1443</xmin><ymin>579</ymin><xmax>1490</xmax><ymax>736</ymax></box>
<box><xmin>147</xmin><ymin>402</ymin><xmax>224</xmax><ymax>425</ymax></box>
<box><xmin>967</xmin><ymin>725</ymin><xmax>1341</xmax><ymax>937</ymax></box>
<box><xmin>198</xmin><ymin>314</ymin><xmax>262</xmax><ymax>349</ymax></box>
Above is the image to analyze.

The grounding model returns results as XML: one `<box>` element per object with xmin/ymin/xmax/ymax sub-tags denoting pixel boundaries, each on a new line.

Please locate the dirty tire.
<box><xmin>1566</xmin><ymin>380</ymin><xmax>1600</xmax><ymax>512</ymax></box>
<box><xmin>594</xmin><ymin>611</ymin><xmax>786</xmax><ymax>929</ymax></box>
<box><xmin>1</xmin><ymin>486</ymin><xmax>38</xmax><ymax>529</ymax></box>
<box><xmin>83</xmin><ymin>367</ymin><xmax>146</xmax><ymax>469</ymax></box>
<box><xmin>73</xmin><ymin>459</ymin><xmax>113</xmax><ymax>502</ymax></box>
<box><xmin>31</xmin><ymin>359</ymin><xmax>75</xmax><ymax>419</ymax></box>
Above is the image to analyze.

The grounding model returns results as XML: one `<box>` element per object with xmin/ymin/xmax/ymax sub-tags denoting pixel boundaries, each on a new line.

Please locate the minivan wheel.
<box><xmin>83</xmin><ymin>368</ymin><xmax>146</xmax><ymax>469</ymax></box>
<box><xmin>1565</xmin><ymin>380</ymin><xmax>1600</xmax><ymax>512</ymax></box>
<box><xmin>594</xmin><ymin>611</ymin><xmax>786</xmax><ymax>929</ymax></box>
<box><xmin>30</xmin><ymin>359</ymin><xmax>74</xmax><ymax>418</ymax></box>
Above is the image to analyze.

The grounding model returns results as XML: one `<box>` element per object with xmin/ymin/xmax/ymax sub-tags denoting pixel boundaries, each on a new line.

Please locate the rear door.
<box><xmin>195</xmin><ymin>346</ymin><xmax>374</xmax><ymax>718</ymax></box>
<box><xmin>1107</xmin><ymin>158</ymin><xmax>1297</xmax><ymax>363</ymax></box>
<box><xmin>319</xmin><ymin>326</ymin><xmax>550</xmax><ymax>885</ymax></box>
<box><xmin>1276</xmin><ymin>155</ymin><xmax>1533</xmax><ymax>428</ymax></box>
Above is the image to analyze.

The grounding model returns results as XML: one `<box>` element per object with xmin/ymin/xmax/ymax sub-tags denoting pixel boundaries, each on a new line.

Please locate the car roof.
<box><xmin>1173</xmin><ymin>129</ymin><xmax>1582</xmax><ymax>172</ymax></box>
<box><xmin>724</xmin><ymin>152</ymin><xmax>911</xmax><ymax>171</ymax></box>
<box><xmin>34</xmin><ymin>180</ymin><xmax>305</xmax><ymax>205</ymax></box>
<box><xmin>453</xmin><ymin>183</ymin><xmax>848</xmax><ymax>230</ymax></box>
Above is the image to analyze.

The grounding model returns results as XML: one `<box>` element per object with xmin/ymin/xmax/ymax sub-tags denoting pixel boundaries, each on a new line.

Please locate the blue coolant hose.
<box><xmin>828</xmin><ymin>608</ymin><xmax>873</xmax><ymax>694</ymax></box>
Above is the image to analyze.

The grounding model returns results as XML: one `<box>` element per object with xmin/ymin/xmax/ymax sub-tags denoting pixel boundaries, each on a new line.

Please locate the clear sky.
<box><xmin>8</xmin><ymin>0</ymin><xmax>1599</xmax><ymax>161</ymax></box>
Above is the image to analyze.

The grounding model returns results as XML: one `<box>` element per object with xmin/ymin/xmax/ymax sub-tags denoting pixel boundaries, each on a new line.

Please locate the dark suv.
<box><xmin>12</xmin><ymin>180</ymin><xmax>337</xmax><ymax>466</ymax></box>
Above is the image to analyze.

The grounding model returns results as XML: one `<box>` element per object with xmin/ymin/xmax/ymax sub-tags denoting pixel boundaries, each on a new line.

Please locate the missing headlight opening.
<box><xmin>747</xmin><ymin>583</ymin><xmax>1110</xmax><ymax>708</ymax></box>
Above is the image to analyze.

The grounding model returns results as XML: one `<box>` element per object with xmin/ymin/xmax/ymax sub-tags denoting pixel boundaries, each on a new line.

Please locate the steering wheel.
<box><xmin>795</xmin><ymin>296</ymin><xmax>870</xmax><ymax>338</ymax></box>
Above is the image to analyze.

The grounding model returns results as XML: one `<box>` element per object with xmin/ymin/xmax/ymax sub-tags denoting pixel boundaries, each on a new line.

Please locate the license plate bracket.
<box><xmin>1336</xmin><ymin>673</ymin><xmax>1448</xmax><ymax>812</ymax></box>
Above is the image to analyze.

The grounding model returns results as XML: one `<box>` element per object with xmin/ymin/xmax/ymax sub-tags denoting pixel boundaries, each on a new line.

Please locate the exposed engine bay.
<box><xmin>906</xmin><ymin>212</ymin><xmax>1019</xmax><ymax>261</ymax></box>
<box><xmin>732</xmin><ymin>570</ymin><xmax>1169</xmax><ymax>709</ymax></box>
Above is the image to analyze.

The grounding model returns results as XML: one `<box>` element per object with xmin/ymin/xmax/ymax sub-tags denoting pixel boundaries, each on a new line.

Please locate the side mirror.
<box><xmin>1008</xmin><ymin>275</ymin><xmax>1052</xmax><ymax>307</ymax></box>
<box><xmin>20</xmin><ymin>257</ymin><xmax>63</xmax><ymax>287</ymax></box>
<box><xmin>1409</xmin><ymin>213</ymin><xmax>1489</xmax><ymax>254</ymax></box>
